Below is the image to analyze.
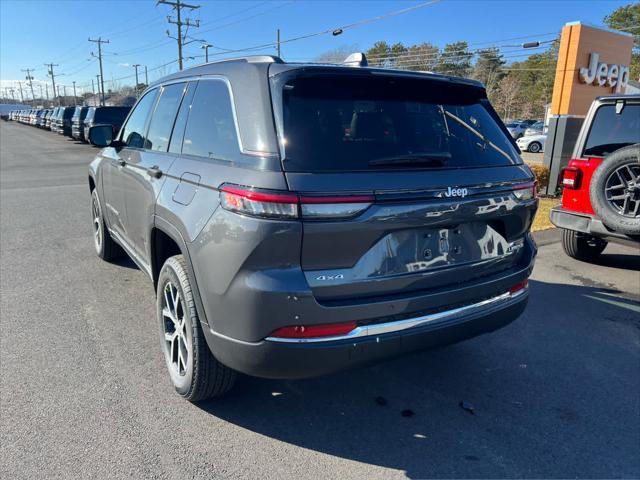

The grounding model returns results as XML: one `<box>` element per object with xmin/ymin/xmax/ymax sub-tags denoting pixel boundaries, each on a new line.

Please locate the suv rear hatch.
<box><xmin>269</xmin><ymin>68</ymin><xmax>536</xmax><ymax>302</ymax></box>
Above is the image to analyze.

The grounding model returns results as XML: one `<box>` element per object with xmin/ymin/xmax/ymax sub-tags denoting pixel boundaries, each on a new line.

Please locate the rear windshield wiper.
<box><xmin>368</xmin><ymin>152</ymin><xmax>451</xmax><ymax>167</ymax></box>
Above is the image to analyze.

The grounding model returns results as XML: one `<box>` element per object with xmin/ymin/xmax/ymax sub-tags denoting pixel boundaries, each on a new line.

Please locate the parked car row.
<box><xmin>7</xmin><ymin>106</ymin><xmax>131</xmax><ymax>143</ymax></box>
<box><xmin>505</xmin><ymin>119</ymin><xmax>543</xmax><ymax>139</ymax></box>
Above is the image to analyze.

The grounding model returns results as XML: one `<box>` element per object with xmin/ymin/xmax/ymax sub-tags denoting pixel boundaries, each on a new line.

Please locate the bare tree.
<box><xmin>495</xmin><ymin>75</ymin><xmax>521</xmax><ymax>120</ymax></box>
<box><xmin>314</xmin><ymin>44</ymin><xmax>360</xmax><ymax>63</ymax></box>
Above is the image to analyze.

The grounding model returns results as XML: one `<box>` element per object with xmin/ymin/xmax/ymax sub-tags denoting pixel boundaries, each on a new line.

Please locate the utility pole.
<box><xmin>96</xmin><ymin>75</ymin><xmax>101</xmax><ymax>106</ymax></box>
<box><xmin>44</xmin><ymin>63</ymin><xmax>59</xmax><ymax>106</ymax></box>
<box><xmin>277</xmin><ymin>29</ymin><xmax>281</xmax><ymax>58</ymax></box>
<box><xmin>38</xmin><ymin>84</ymin><xmax>44</xmax><ymax>102</ymax></box>
<box><xmin>158</xmin><ymin>0</ymin><xmax>200</xmax><ymax>71</ymax></box>
<box><xmin>132</xmin><ymin>64</ymin><xmax>141</xmax><ymax>97</ymax></box>
<box><xmin>45</xmin><ymin>84</ymin><xmax>49</xmax><ymax>100</ymax></box>
<box><xmin>63</xmin><ymin>85</ymin><xmax>67</xmax><ymax>101</ymax></box>
<box><xmin>144</xmin><ymin>65</ymin><xmax>148</xmax><ymax>85</ymax></box>
<box><xmin>72</xmin><ymin>81</ymin><xmax>77</xmax><ymax>104</ymax></box>
<box><xmin>89</xmin><ymin>37</ymin><xmax>109</xmax><ymax>106</ymax></box>
<box><xmin>201</xmin><ymin>42</ymin><xmax>212</xmax><ymax>63</ymax></box>
<box><xmin>21</xmin><ymin>68</ymin><xmax>36</xmax><ymax>104</ymax></box>
<box><xmin>18</xmin><ymin>82</ymin><xmax>24</xmax><ymax>103</ymax></box>
<box><xmin>9</xmin><ymin>88</ymin><xmax>16</xmax><ymax>102</ymax></box>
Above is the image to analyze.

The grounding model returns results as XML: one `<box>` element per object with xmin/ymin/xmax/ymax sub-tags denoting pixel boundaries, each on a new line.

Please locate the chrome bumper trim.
<box><xmin>266</xmin><ymin>288</ymin><xmax>527</xmax><ymax>344</ymax></box>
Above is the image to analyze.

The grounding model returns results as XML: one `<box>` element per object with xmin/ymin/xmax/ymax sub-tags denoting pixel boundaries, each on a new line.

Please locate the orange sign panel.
<box><xmin>550</xmin><ymin>22</ymin><xmax>633</xmax><ymax>116</ymax></box>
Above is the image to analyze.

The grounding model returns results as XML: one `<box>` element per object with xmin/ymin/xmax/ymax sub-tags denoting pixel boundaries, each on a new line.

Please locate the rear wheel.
<box><xmin>561</xmin><ymin>229</ymin><xmax>607</xmax><ymax>261</ymax></box>
<box><xmin>528</xmin><ymin>141</ymin><xmax>541</xmax><ymax>153</ymax></box>
<box><xmin>157</xmin><ymin>255</ymin><xmax>237</xmax><ymax>401</ymax></box>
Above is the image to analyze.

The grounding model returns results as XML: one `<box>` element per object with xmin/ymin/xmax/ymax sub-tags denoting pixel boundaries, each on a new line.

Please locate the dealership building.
<box><xmin>543</xmin><ymin>21</ymin><xmax>635</xmax><ymax>193</ymax></box>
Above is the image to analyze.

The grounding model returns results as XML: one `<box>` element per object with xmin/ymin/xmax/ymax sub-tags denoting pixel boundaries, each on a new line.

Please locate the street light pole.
<box><xmin>201</xmin><ymin>43</ymin><xmax>212</xmax><ymax>63</ymax></box>
<box><xmin>72</xmin><ymin>81</ymin><xmax>77</xmax><ymax>105</ymax></box>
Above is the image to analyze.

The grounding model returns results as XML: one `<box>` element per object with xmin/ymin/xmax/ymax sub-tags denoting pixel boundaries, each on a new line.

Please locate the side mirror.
<box><xmin>88</xmin><ymin>124</ymin><xmax>114</xmax><ymax>147</ymax></box>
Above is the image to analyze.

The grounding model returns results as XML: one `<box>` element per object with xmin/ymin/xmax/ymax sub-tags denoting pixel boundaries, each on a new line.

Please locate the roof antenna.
<box><xmin>343</xmin><ymin>52</ymin><xmax>368</xmax><ymax>67</ymax></box>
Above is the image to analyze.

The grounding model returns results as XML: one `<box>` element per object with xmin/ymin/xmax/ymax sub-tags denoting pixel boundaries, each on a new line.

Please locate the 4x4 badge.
<box><xmin>315</xmin><ymin>274</ymin><xmax>344</xmax><ymax>281</ymax></box>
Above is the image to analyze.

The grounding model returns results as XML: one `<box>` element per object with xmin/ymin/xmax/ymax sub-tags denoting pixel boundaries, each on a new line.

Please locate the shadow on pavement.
<box><xmin>197</xmin><ymin>279</ymin><xmax>640</xmax><ymax>478</ymax></box>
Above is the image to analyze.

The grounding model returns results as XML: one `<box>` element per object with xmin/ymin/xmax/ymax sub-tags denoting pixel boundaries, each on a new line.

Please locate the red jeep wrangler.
<box><xmin>550</xmin><ymin>95</ymin><xmax>639</xmax><ymax>261</ymax></box>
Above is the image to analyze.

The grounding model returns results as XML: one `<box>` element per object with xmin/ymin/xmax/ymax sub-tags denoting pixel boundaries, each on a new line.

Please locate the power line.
<box><xmin>158</xmin><ymin>0</ymin><xmax>201</xmax><ymax>71</ymax></box>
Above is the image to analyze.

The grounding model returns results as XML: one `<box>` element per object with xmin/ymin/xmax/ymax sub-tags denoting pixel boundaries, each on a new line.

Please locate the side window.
<box><xmin>120</xmin><ymin>89</ymin><xmax>158</xmax><ymax>148</ymax></box>
<box><xmin>181</xmin><ymin>80</ymin><xmax>239</xmax><ymax>160</ymax></box>
<box><xmin>168</xmin><ymin>83</ymin><xmax>196</xmax><ymax>154</ymax></box>
<box><xmin>145</xmin><ymin>83</ymin><xmax>186</xmax><ymax>152</ymax></box>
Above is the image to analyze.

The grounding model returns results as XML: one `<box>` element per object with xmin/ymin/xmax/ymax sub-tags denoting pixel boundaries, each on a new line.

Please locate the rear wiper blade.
<box><xmin>368</xmin><ymin>152</ymin><xmax>451</xmax><ymax>166</ymax></box>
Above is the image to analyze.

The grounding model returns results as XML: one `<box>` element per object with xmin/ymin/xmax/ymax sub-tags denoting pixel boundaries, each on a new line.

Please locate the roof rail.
<box><xmin>342</xmin><ymin>52</ymin><xmax>368</xmax><ymax>67</ymax></box>
<box><xmin>203</xmin><ymin>55</ymin><xmax>284</xmax><ymax>66</ymax></box>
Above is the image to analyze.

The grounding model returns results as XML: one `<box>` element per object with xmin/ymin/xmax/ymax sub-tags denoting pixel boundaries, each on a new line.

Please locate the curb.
<box><xmin>532</xmin><ymin>228</ymin><xmax>560</xmax><ymax>246</ymax></box>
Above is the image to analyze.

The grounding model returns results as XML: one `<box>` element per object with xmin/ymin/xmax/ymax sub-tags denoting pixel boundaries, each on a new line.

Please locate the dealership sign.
<box><xmin>579</xmin><ymin>52</ymin><xmax>629</xmax><ymax>93</ymax></box>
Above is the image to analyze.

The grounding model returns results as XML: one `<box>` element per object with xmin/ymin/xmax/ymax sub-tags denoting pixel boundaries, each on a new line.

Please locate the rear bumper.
<box><xmin>204</xmin><ymin>289</ymin><xmax>528</xmax><ymax>379</ymax></box>
<box><xmin>550</xmin><ymin>206</ymin><xmax>633</xmax><ymax>241</ymax></box>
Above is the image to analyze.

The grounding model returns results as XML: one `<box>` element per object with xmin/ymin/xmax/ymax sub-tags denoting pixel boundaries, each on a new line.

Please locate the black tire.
<box><xmin>589</xmin><ymin>144</ymin><xmax>640</xmax><ymax>235</ymax></box>
<box><xmin>528</xmin><ymin>141</ymin><xmax>542</xmax><ymax>153</ymax></box>
<box><xmin>157</xmin><ymin>255</ymin><xmax>236</xmax><ymax>401</ymax></box>
<box><xmin>561</xmin><ymin>229</ymin><xmax>607</xmax><ymax>261</ymax></box>
<box><xmin>91</xmin><ymin>189</ymin><xmax>123</xmax><ymax>261</ymax></box>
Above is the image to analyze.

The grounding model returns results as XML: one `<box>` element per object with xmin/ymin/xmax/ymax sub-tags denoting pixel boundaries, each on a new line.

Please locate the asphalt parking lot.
<box><xmin>1</xmin><ymin>120</ymin><xmax>639</xmax><ymax>479</ymax></box>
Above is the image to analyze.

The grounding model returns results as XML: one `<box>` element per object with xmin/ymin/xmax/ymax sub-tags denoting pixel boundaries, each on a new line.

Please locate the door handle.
<box><xmin>147</xmin><ymin>165</ymin><xmax>163</xmax><ymax>179</ymax></box>
<box><xmin>113</xmin><ymin>158</ymin><xmax>126</xmax><ymax>167</ymax></box>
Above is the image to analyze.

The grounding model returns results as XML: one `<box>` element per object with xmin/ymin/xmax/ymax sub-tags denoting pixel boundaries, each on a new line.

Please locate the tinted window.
<box><xmin>583</xmin><ymin>103</ymin><xmax>640</xmax><ymax>157</ymax></box>
<box><xmin>72</xmin><ymin>107</ymin><xmax>82</xmax><ymax>120</ymax></box>
<box><xmin>169</xmin><ymin>83</ymin><xmax>196</xmax><ymax>154</ymax></box>
<box><xmin>181</xmin><ymin>80</ymin><xmax>239</xmax><ymax>160</ymax></box>
<box><xmin>120</xmin><ymin>90</ymin><xmax>158</xmax><ymax>148</ymax></box>
<box><xmin>85</xmin><ymin>108</ymin><xmax>95</xmax><ymax>123</ymax></box>
<box><xmin>145</xmin><ymin>83</ymin><xmax>186</xmax><ymax>152</ymax></box>
<box><xmin>95</xmin><ymin>107</ymin><xmax>131</xmax><ymax>124</ymax></box>
<box><xmin>279</xmin><ymin>74</ymin><xmax>519</xmax><ymax>172</ymax></box>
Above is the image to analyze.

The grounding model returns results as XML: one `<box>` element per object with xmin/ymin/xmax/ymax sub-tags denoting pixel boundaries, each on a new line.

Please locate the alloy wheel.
<box><xmin>162</xmin><ymin>281</ymin><xmax>190</xmax><ymax>376</ymax></box>
<box><xmin>604</xmin><ymin>163</ymin><xmax>640</xmax><ymax>218</ymax></box>
<box><xmin>92</xmin><ymin>194</ymin><xmax>102</xmax><ymax>252</ymax></box>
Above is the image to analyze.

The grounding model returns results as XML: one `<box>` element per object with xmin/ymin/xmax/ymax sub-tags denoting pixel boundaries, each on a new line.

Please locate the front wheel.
<box><xmin>157</xmin><ymin>255</ymin><xmax>237</xmax><ymax>401</ymax></box>
<box><xmin>561</xmin><ymin>229</ymin><xmax>607</xmax><ymax>262</ymax></box>
<box><xmin>91</xmin><ymin>189</ymin><xmax>122</xmax><ymax>261</ymax></box>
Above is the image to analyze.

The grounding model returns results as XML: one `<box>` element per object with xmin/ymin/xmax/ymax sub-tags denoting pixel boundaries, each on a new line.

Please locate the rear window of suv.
<box><xmin>276</xmin><ymin>73</ymin><xmax>520</xmax><ymax>172</ymax></box>
<box><xmin>583</xmin><ymin>102</ymin><xmax>640</xmax><ymax>157</ymax></box>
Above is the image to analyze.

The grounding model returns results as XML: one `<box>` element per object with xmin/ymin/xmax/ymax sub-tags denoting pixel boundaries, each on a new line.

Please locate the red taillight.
<box><xmin>220</xmin><ymin>186</ymin><xmax>299</xmax><ymax>219</ymax></box>
<box><xmin>560</xmin><ymin>167</ymin><xmax>582</xmax><ymax>189</ymax></box>
<box><xmin>219</xmin><ymin>185</ymin><xmax>374</xmax><ymax>220</ymax></box>
<box><xmin>269</xmin><ymin>322</ymin><xmax>358</xmax><ymax>339</ymax></box>
<box><xmin>509</xmin><ymin>279</ymin><xmax>529</xmax><ymax>294</ymax></box>
<box><xmin>513</xmin><ymin>181</ymin><xmax>537</xmax><ymax>201</ymax></box>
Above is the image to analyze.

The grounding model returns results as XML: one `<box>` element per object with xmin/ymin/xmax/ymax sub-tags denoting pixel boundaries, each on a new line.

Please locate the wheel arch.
<box><xmin>150</xmin><ymin>218</ymin><xmax>211</xmax><ymax>326</ymax></box>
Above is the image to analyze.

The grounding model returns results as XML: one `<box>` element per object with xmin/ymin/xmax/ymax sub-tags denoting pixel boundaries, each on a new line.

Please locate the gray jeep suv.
<box><xmin>88</xmin><ymin>54</ymin><xmax>538</xmax><ymax>401</ymax></box>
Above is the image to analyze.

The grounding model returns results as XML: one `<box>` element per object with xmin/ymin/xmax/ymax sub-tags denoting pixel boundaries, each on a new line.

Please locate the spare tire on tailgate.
<box><xmin>589</xmin><ymin>144</ymin><xmax>640</xmax><ymax>235</ymax></box>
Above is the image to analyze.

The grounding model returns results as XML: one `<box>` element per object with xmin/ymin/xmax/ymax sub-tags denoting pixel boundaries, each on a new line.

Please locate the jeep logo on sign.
<box><xmin>579</xmin><ymin>52</ymin><xmax>629</xmax><ymax>93</ymax></box>
<box><xmin>444</xmin><ymin>186</ymin><xmax>468</xmax><ymax>198</ymax></box>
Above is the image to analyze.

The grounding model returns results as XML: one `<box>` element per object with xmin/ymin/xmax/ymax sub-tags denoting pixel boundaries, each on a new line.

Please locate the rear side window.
<box><xmin>120</xmin><ymin>90</ymin><xmax>158</xmax><ymax>148</ymax></box>
<box><xmin>583</xmin><ymin>103</ymin><xmax>640</xmax><ymax>157</ymax></box>
<box><xmin>95</xmin><ymin>107</ymin><xmax>130</xmax><ymax>124</ymax></box>
<box><xmin>145</xmin><ymin>83</ymin><xmax>186</xmax><ymax>152</ymax></box>
<box><xmin>277</xmin><ymin>74</ymin><xmax>520</xmax><ymax>172</ymax></box>
<box><xmin>181</xmin><ymin>80</ymin><xmax>239</xmax><ymax>160</ymax></box>
<box><xmin>85</xmin><ymin>108</ymin><xmax>95</xmax><ymax>122</ymax></box>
